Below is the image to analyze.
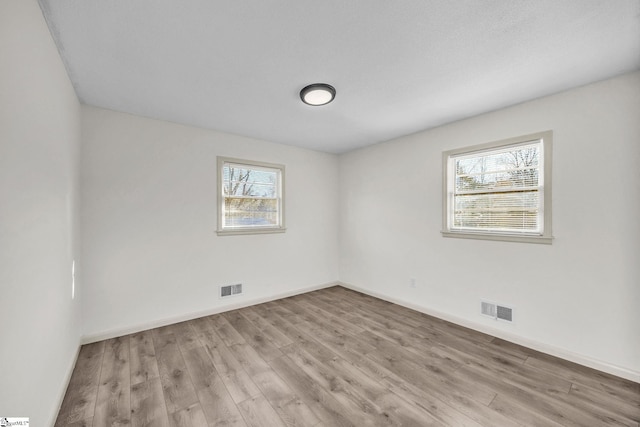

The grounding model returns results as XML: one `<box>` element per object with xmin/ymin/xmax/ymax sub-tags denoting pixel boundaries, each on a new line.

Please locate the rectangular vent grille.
<box><xmin>481</xmin><ymin>300</ymin><xmax>513</xmax><ymax>322</ymax></box>
<box><xmin>481</xmin><ymin>301</ymin><xmax>496</xmax><ymax>317</ymax></box>
<box><xmin>497</xmin><ymin>305</ymin><xmax>513</xmax><ymax>322</ymax></box>
<box><xmin>221</xmin><ymin>283</ymin><xmax>242</xmax><ymax>298</ymax></box>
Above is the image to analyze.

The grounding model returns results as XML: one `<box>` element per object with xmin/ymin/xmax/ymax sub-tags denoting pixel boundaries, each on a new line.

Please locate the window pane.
<box><xmin>447</xmin><ymin>138</ymin><xmax>545</xmax><ymax>236</ymax></box>
<box><xmin>453</xmin><ymin>191</ymin><xmax>539</xmax><ymax>231</ymax></box>
<box><xmin>219</xmin><ymin>158</ymin><xmax>284</xmax><ymax>233</ymax></box>
<box><xmin>225</xmin><ymin>183</ymin><xmax>276</xmax><ymax>197</ymax></box>
<box><xmin>455</xmin><ymin>144</ymin><xmax>540</xmax><ymax>192</ymax></box>
<box><xmin>223</xmin><ymin>197</ymin><xmax>278</xmax><ymax>227</ymax></box>
<box><xmin>223</xmin><ymin>166</ymin><xmax>277</xmax><ymax>197</ymax></box>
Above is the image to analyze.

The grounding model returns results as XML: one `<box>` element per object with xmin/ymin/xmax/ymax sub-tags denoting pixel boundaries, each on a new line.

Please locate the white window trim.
<box><xmin>442</xmin><ymin>131</ymin><xmax>553</xmax><ymax>244</ymax></box>
<box><xmin>217</xmin><ymin>156</ymin><xmax>286</xmax><ymax>236</ymax></box>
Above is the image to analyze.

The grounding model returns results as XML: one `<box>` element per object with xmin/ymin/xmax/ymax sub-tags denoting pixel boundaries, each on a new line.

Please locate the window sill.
<box><xmin>217</xmin><ymin>227</ymin><xmax>287</xmax><ymax>236</ymax></box>
<box><xmin>441</xmin><ymin>230</ymin><xmax>553</xmax><ymax>244</ymax></box>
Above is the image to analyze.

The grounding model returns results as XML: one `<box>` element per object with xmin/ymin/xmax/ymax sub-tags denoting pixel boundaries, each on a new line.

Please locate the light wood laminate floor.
<box><xmin>55</xmin><ymin>286</ymin><xmax>640</xmax><ymax>426</ymax></box>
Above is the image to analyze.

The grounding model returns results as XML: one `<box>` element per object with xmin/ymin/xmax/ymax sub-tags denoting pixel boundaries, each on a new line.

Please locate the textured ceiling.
<box><xmin>39</xmin><ymin>1</ymin><xmax>640</xmax><ymax>153</ymax></box>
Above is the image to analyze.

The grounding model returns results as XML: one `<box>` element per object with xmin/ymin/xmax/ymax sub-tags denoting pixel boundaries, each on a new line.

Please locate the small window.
<box><xmin>217</xmin><ymin>157</ymin><xmax>285</xmax><ymax>235</ymax></box>
<box><xmin>442</xmin><ymin>131</ymin><xmax>552</xmax><ymax>244</ymax></box>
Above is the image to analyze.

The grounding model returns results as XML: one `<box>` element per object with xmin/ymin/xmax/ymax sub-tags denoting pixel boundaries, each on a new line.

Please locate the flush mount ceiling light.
<box><xmin>300</xmin><ymin>83</ymin><xmax>336</xmax><ymax>106</ymax></box>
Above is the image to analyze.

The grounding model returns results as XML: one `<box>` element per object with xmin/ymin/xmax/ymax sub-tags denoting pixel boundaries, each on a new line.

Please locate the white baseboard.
<box><xmin>50</xmin><ymin>340</ymin><xmax>82</xmax><ymax>426</ymax></box>
<box><xmin>81</xmin><ymin>281</ymin><xmax>338</xmax><ymax>344</ymax></box>
<box><xmin>338</xmin><ymin>281</ymin><xmax>640</xmax><ymax>383</ymax></box>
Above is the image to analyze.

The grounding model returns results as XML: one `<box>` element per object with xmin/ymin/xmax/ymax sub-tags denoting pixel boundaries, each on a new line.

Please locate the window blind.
<box><xmin>222</xmin><ymin>161</ymin><xmax>281</xmax><ymax>229</ymax></box>
<box><xmin>449</xmin><ymin>140</ymin><xmax>543</xmax><ymax>234</ymax></box>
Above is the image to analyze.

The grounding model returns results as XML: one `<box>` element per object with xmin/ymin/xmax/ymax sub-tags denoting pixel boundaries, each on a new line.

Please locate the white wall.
<box><xmin>339</xmin><ymin>72</ymin><xmax>640</xmax><ymax>380</ymax></box>
<box><xmin>0</xmin><ymin>0</ymin><xmax>82</xmax><ymax>425</ymax></box>
<box><xmin>80</xmin><ymin>106</ymin><xmax>339</xmax><ymax>339</ymax></box>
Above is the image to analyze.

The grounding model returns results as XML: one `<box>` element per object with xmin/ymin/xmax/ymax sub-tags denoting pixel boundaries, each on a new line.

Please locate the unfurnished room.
<box><xmin>1</xmin><ymin>1</ymin><xmax>639</xmax><ymax>426</ymax></box>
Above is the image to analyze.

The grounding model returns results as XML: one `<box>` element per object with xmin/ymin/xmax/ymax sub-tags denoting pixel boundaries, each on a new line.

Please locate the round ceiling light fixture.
<box><xmin>300</xmin><ymin>83</ymin><xmax>336</xmax><ymax>106</ymax></box>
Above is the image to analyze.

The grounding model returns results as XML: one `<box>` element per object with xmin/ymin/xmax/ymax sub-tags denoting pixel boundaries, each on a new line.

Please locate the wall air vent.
<box><xmin>220</xmin><ymin>283</ymin><xmax>242</xmax><ymax>298</ymax></box>
<box><xmin>497</xmin><ymin>305</ymin><xmax>513</xmax><ymax>322</ymax></box>
<box><xmin>481</xmin><ymin>301</ymin><xmax>496</xmax><ymax>318</ymax></box>
<box><xmin>481</xmin><ymin>300</ymin><xmax>513</xmax><ymax>322</ymax></box>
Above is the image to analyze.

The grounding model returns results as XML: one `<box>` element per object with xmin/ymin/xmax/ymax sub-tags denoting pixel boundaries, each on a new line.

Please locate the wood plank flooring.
<box><xmin>55</xmin><ymin>286</ymin><xmax>640</xmax><ymax>426</ymax></box>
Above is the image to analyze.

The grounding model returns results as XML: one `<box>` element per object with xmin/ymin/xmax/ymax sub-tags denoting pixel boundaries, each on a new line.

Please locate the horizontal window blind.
<box><xmin>449</xmin><ymin>140</ymin><xmax>543</xmax><ymax>234</ymax></box>
<box><xmin>220</xmin><ymin>159</ymin><xmax>283</xmax><ymax>230</ymax></box>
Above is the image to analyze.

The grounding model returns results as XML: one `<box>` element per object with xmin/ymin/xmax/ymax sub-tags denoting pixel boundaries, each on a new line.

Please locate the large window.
<box><xmin>442</xmin><ymin>131</ymin><xmax>552</xmax><ymax>244</ymax></box>
<box><xmin>217</xmin><ymin>157</ymin><xmax>285</xmax><ymax>235</ymax></box>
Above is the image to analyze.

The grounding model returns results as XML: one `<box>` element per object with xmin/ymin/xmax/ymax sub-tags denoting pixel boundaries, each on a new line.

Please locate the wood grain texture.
<box><xmin>55</xmin><ymin>286</ymin><xmax>640</xmax><ymax>426</ymax></box>
<box><xmin>227</xmin><ymin>342</ymin><xmax>320</xmax><ymax>427</ymax></box>
<box><xmin>55</xmin><ymin>341</ymin><xmax>105</xmax><ymax>426</ymax></box>
<box><xmin>93</xmin><ymin>337</ymin><xmax>131</xmax><ymax>427</ymax></box>
<box><xmin>223</xmin><ymin>310</ymin><xmax>283</xmax><ymax>361</ymax></box>
<box><xmin>64</xmin><ymin>418</ymin><xmax>93</xmax><ymax>427</ymax></box>
<box><xmin>238</xmin><ymin>395</ymin><xmax>288</xmax><ymax>427</ymax></box>
<box><xmin>182</xmin><ymin>345</ymin><xmax>246</xmax><ymax>426</ymax></box>
<box><xmin>130</xmin><ymin>330</ymin><xmax>160</xmax><ymax>385</ymax></box>
<box><xmin>196</xmin><ymin>328</ymin><xmax>261</xmax><ymax>404</ymax></box>
<box><xmin>168</xmin><ymin>404</ymin><xmax>208</xmax><ymax>427</ymax></box>
<box><xmin>131</xmin><ymin>377</ymin><xmax>170</xmax><ymax>427</ymax></box>
<box><xmin>268</xmin><ymin>355</ymin><xmax>358</xmax><ymax>427</ymax></box>
<box><xmin>152</xmin><ymin>332</ymin><xmax>199</xmax><ymax>414</ymax></box>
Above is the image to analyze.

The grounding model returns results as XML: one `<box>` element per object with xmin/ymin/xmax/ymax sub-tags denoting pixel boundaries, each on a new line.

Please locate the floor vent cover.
<box><xmin>481</xmin><ymin>300</ymin><xmax>513</xmax><ymax>322</ymax></box>
<box><xmin>221</xmin><ymin>283</ymin><xmax>242</xmax><ymax>298</ymax></box>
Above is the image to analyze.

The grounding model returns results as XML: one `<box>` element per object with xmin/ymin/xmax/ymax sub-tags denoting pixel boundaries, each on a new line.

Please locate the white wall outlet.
<box><xmin>410</xmin><ymin>278</ymin><xmax>416</xmax><ymax>288</ymax></box>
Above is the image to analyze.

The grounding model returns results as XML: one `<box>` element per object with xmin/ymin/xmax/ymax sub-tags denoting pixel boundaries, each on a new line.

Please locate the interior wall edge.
<box><xmin>50</xmin><ymin>342</ymin><xmax>82</xmax><ymax>425</ymax></box>
<box><xmin>80</xmin><ymin>280</ymin><xmax>339</xmax><ymax>345</ymax></box>
<box><xmin>338</xmin><ymin>281</ymin><xmax>640</xmax><ymax>384</ymax></box>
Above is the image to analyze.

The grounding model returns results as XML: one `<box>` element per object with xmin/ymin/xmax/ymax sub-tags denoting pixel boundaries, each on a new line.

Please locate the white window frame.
<box><xmin>442</xmin><ymin>131</ymin><xmax>553</xmax><ymax>244</ymax></box>
<box><xmin>217</xmin><ymin>156</ymin><xmax>286</xmax><ymax>236</ymax></box>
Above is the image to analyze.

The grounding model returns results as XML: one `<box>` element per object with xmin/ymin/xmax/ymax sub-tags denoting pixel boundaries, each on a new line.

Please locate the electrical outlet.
<box><xmin>410</xmin><ymin>278</ymin><xmax>416</xmax><ymax>288</ymax></box>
